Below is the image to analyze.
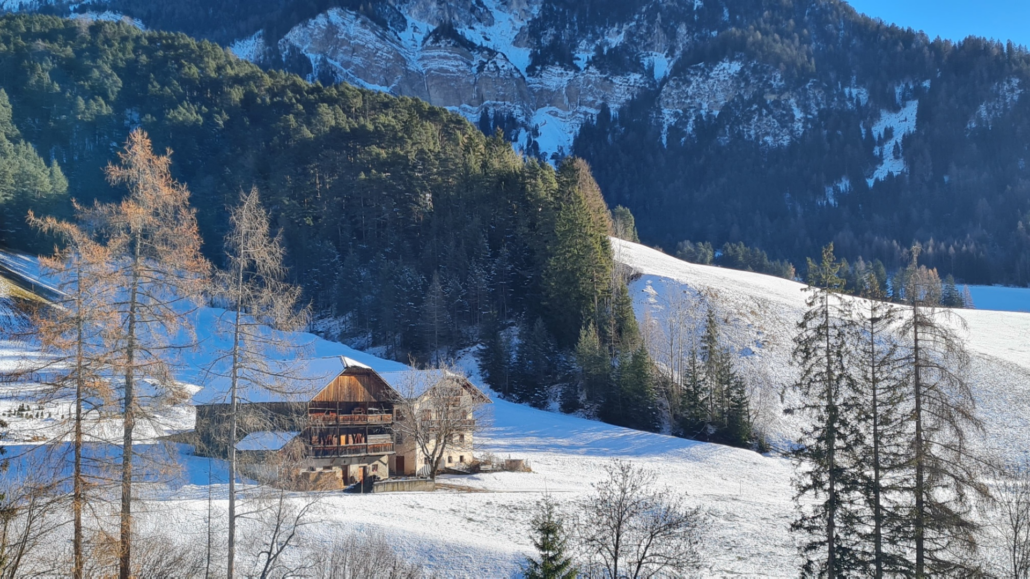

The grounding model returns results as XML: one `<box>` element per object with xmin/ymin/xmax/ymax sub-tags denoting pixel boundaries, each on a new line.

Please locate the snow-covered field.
<box><xmin>966</xmin><ymin>284</ymin><xmax>1030</xmax><ymax>313</ymax></box>
<box><xmin>2</xmin><ymin>241</ymin><xmax>1029</xmax><ymax>577</ymax></box>
<box><xmin>614</xmin><ymin>238</ymin><xmax>1030</xmax><ymax>457</ymax></box>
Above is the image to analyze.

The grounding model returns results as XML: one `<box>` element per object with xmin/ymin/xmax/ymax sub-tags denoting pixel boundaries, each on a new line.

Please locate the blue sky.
<box><xmin>845</xmin><ymin>0</ymin><xmax>1030</xmax><ymax>47</ymax></box>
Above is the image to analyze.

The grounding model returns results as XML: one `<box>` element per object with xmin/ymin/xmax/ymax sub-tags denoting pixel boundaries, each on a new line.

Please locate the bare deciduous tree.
<box><xmin>392</xmin><ymin>365</ymin><xmax>486</xmax><ymax>481</ymax></box>
<box><xmin>212</xmin><ymin>187</ymin><xmax>307</xmax><ymax>578</ymax></box>
<box><xmin>239</xmin><ymin>487</ymin><xmax>320</xmax><ymax>579</ymax></box>
<box><xmin>26</xmin><ymin>206</ymin><xmax>118</xmax><ymax>579</ymax></box>
<box><xmin>578</xmin><ymin>460</ymin><xmax>706</xmax><ymax>579</ymax></box>
<box><xmin>311</xmin><ymin>532</ymin><xmax>425</xmax><ymax>579</ymax></box>
<box><xmin>991</xmin><ymin>461</ymin><xmax>1030</xmax><ymax>579</ymax></box>
<box><xmin>96</xmin><ymin>129</ymin><xmax>210</xmax><ymax>579</ymax></box>
<box><xmin>0</xmin><ymin>453</ymin><xmax>64</xmax><ymax>579</ymax></box>
<box><xmin>901</xmin><ymin>246</ymin><xmax>987</xmax><ymax>577</ymax></box>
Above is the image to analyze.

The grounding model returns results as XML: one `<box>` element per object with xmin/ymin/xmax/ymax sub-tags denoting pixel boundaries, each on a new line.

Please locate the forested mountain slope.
<box><xmin>12</xmin><ymin>0</ymin><xmax>1030</xmax><ymax>284</ymax></box>
<box><xmin>0</xmin><ymin>15</ymin><xmax>617</xmax><ymax>365</ymax></box>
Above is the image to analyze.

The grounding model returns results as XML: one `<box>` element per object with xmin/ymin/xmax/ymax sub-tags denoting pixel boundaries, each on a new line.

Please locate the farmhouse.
<box><xmin>192</xmin><ymin>356</ymin><xmax>490</xmax><ymax>488</ymax></box>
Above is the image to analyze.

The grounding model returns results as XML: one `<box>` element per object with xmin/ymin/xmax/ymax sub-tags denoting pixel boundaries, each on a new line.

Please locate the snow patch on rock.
<box><xmin>230</xmin><ymin>31</ymin><xmax>265</xmax><ymax>62</ymax></box>
<box><xmin>968</xmin><ymin>77</ymin><xmax>1021</xmax><ymax>130</ymax></box>
<box><xmin>867</xmin><ymin>99</ymin><xmax>918</xmax><ymax>186</ymax></box>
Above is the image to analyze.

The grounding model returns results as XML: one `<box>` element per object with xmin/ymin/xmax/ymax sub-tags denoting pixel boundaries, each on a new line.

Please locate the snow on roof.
<box><xmin>377</xmin><ymin>370</ymin><xmax>490</xmax><ymax>402</ymax></box>
<box><xmin>377</xmin><ymin>369</ymin><xmax>449</xmax><ymax>398</ymax></box>
<box><xmin>193</xmin><ymin>356</ymin><xmax>359</xmax><ymax>405</ymax></box>
<box><xmin>235</xmin><ymin>431</ymin><xmax>298</xmax><ymax>452</ymax></box>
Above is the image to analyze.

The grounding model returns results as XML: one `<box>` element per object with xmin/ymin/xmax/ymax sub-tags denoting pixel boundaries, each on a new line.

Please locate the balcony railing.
<box><xmin>308</xmin><ymin>413</ymin><xmax>393</xmax><ymax>425</ymax></box>
<box><xmin>306</xmin><ymin>443</ymin><xmax>395</xmax><ymax>458</ymax></box>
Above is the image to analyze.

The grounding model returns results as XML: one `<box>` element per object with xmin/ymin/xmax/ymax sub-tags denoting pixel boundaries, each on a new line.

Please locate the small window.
<box><xmin>459</xmin><ymin>455</ymin><xmax>465</xmax><ymax>463</ymax></box>
<box><xmin>448</xmin><ymin>455</ymin><xmax>453</xmax><ymax>464</ymax></box>
<box><xmin>459</xmin><ymin>434</ymin><xmax>465</xmax><ymax>444</ymax></box>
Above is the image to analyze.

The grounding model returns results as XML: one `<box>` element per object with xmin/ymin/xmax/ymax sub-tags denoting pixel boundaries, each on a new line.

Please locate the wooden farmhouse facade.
<box><xmin>192</xmin><ymin>356</ymin><xmax>490</xmax><ymax>488</ymax></box>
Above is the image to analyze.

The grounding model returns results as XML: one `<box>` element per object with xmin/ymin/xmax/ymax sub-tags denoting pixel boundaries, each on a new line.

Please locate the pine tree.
<box><xmin>791</xmin><ymin>243</ymin><xmax>865</xmax><ymax>577</ymax></box>
<box><xmin>523</xmin><ymin>497</ymin><xmax>578</xmax><ymax>579</ymax></box>
<box><xmin>900</xmin><ymin>246</ymin><xmax>986</xmax><ymax>577</ymax></box>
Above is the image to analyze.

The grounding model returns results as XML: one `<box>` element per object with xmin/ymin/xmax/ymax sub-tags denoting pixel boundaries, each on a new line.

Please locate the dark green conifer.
<box><xmin>523</xmin><ymin>497</ymin><xmax>578</xmax><ymax>579</ymax></box>
<box><xmin>790</xmin><ymin>243</ymin><xmax>866</xmax><ymax>577</ymax></box>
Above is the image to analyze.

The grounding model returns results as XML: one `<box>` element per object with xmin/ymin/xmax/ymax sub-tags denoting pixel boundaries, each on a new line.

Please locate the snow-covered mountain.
<box><xmin>8</xmin><ymin>0</ymin><xmax>1030</xmax><ymax>284</ymax></box>
<box><xmin>230</xmin><ymin>0</ymin><xmax>881</xmax><ymax>162</ymax></box>
<box><xmin>0</xmin><ymin>0</ymin><xmax>921</xmax><ymax>163</ymax></box>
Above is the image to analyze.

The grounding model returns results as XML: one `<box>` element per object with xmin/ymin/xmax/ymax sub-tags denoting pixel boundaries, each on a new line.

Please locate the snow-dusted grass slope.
<box><xmin>0</xmin><ymin>249</ymin><xmax>797</xmax><ymax>577</ymax></box>
<box><xmin>3</xmin><ymin>243</ymin><xmax>1028</xmax><ymax>576</ymax></box>
<box><xmin>613</xmin><ymin>238</ymin><xmax>1030</xmax><ymax>457</ymax></box>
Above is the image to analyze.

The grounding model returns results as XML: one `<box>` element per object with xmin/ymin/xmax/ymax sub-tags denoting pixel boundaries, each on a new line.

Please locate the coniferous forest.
<box><xmin>0</xmin><ymin>15</ymin><xmax>650</xmax><ymax>425</ymax></box>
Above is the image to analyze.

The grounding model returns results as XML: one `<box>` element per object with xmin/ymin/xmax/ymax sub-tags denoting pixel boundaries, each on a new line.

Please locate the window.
<box><xmin>447</xmin><ymin>455</ymin><xmax>453</xmax><ymax>464</ymax></box>
<box><xmin>459</xmin><ymin>455</ymin><xmax>465</xmax><ymax>463</ymax></box>
<box><xmin>459</xmin><ymin>434</ymin><xmax>465</xmax><ymax>444</ymax></box>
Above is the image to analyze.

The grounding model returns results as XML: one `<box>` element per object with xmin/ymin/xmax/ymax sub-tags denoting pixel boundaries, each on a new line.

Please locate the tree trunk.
<box><xmin>824</xmin><ymin>294</ymin><xmax>837</xmax><ymax>578</ymax></box>
<box><xmin>119</xmin><ymin>239</ymin><xmax>141</xmax><ymax>579</ymax></box>
<box><xmin>912</xmin><ymin>305</ymin><xmax>925</xmax><ymax>578</ymax></box>
<box><xmin>73</xmin><ymin>288</ymin><xmax>84</xmax><ymax>579</ymax></box>
<box><xmin>227</xmin><ymin>291</ymin><xmax>243</xmax><ymax>579</ymax></box>
<box><xmin>869</xmin><ymin>317</ymin><xmax>883</xmax><ymax>579</ymax></box>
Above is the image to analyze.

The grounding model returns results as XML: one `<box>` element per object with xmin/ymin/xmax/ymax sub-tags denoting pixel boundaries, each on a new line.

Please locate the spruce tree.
<box><xmin>512</xmin><ymin>319</ymin><xmax>556</xmax><ymax>408</ymax></box>
<box><xmin>574</xmin><ymin>322</ymin><xmax>609</xmax><ymax>405</ymax></box>
<box><xmin>676</xmin><ymin>346</ymin><xmax>706</xmax><ymax>439</ymax></box>
<box><xmin>421</xmin><ymin>271</ymin><xmax>451</xmax><ymax>363</ymax></box>
<box><xmin>541</xmin><ymin>158</ymin><xmax>613</xmax><ymax>348</ymax></box>
<box><xmin>523</xmin><ymin>497</ymin><xmax>578</xmax><ymax>579</ymax></box>
<box><xmin>478</xmin><ymin>315</ymin><xmax>514</xmax><ymax>398</ymax></box>
<box><xmin>602</xmin><ymin>347</ymin><xmax>660</xmax><ymax>432</ymax></box>
<box><xmin>700</xmin><ymin>308</ymin><xmax>723</xmax><ymax>427</ymax></box>
<box><xmin>723</xmin><ymin>373</ymin><xmax>753</xmax><ymax>449</ymax></box>
<box><xmin>854</xmin><ymin>299</ymin><xmax>911</xmax><ymax>577</ymax></box>
<box><xmin>790</xmin><ymin>243</ymin><xmax>865</xmax><ymax>577</ymax></box>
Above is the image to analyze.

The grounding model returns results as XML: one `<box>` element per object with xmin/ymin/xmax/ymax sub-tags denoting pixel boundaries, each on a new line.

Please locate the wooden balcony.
<box><xmin>307</xmin><ymin>443</ymin><xmax>395</xmax><ymax>458</ymax></box>
<box><xmin>308</xmin><ymin>412</ymin><xmax>393</xmax><ymax>425</ymax></box>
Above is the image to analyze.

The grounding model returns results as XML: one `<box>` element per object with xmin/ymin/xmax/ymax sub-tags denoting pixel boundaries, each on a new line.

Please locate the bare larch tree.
<box><xmin>900</xmin><ymin>246</ymin><xmax>986</xmax><ymax>577</ymax></box>
<box><xmin>96</xmin><ymin>129</ymin><xmax>210</xmax><ymax>579</ymax></box>
<box><xmin>27</xmin><ymin>207</ymin><xmax>118</xmax><ymax>579</ymax></box>
<box><xmin>213</xmin><ymin>187</ymin><xmax>307</xmax><ymax>578</ymax></box>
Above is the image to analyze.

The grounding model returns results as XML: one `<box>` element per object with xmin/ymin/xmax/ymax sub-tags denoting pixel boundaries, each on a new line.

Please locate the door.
<box><xmin>396</xmin><ymin>456</ymin><xmax>405</xmax><ymax>475</ymax></box>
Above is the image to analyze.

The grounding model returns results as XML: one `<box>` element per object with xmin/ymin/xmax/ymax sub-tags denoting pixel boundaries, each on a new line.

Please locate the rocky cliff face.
<box><xmin>13</xmin><ymin>0</ymin><xmax>1017</xmax><ymax>179</ymax></box>
<box><xmin>222</xmin><ymin>0</ymin><xmax>859</xmax><ymax>162</ymax></box>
